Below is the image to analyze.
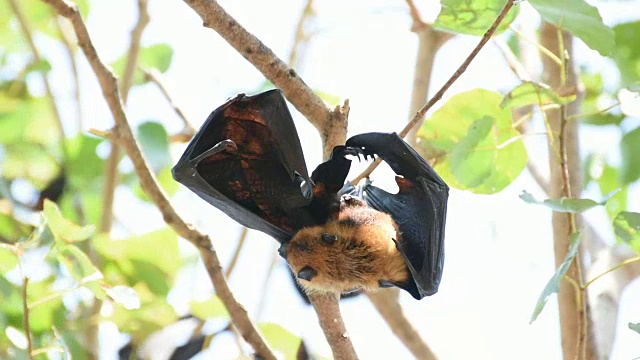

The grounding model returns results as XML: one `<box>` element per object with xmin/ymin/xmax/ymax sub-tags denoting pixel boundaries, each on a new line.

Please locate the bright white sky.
<box><xmin>38</xmin><ymin>0</ymin><xmax>640</xmax><ymax>358</ymax></box>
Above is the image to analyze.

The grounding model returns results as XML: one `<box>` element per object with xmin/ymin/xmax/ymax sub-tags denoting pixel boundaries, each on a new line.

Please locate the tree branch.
<box><xmin>99</xmin><ymin>0</ymin><xmax>150</xmax><ymax>234</ymax></box>
<box><xmin>308</xmin><ymin>293</ymin><xmax>358</xmax><ymax>360</ymax></box>
<box><xmin>142</xmin><ymin>68</ymin><xmax>196</xmax><ymax>142</ymax></box>
<box><xmin>368</xmin><ymin>289</ymin><xmax>436</xmax><ymax>360</ymax></box>
<box><xmin>540</xmin><ymin>22</ymin><xmax>593</xmax><ymax>360</ymax></box>
<box><xmin>8</xmin><ymin>0</ymin><xmax>64</xmax><ymax>140</ymax></box>
<box><xmin>182</xmin><ymin>0</ymin><xmax>327</xmax><ymax>126</ymax></box>
<box><xmin>288</xmin><ymin>0</ymin><xmax>315</xmax><ymax>68</ymax></box>
<box><xmin>42</xmin><ymin>1</ymin><xmax>276</xmax><ymax>358</ymax></box>
<box><xmin>352</xmin><ymin>0</ymin><xmax>516</xmax><ymax>183</ymax></box>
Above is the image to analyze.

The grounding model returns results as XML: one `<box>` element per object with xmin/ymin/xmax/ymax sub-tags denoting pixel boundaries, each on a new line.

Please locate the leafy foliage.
<box><xmin>434</xmin><ymin>0</ymin><xmax>519</xmax><ymax>36</ymax></box>
<box><xmin>418</xmin><ymin>89</ymin><xmax>527</xmax><ymax>194</ymax></box>
<box><xmin>531</xmin><ymin>232</ymin><xmax>582</xmax><ymax>323</ymax></box>
<box><xmin>528</xmin><ymin>0</ymin><xmax>615</xmax><ymax>56</ymax></box>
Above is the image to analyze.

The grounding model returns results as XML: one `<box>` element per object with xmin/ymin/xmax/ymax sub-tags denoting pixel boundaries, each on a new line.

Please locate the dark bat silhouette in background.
<box><xmin>172</xmin><ymin>89</ymin><xmax>448</xmax><ymax>300</ymax></box>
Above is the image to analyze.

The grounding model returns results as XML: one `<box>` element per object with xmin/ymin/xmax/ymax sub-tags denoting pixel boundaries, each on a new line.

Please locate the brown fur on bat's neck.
<box><xmin>285</xmin><ymin>195</ymin><xmax>410</xmax><ymax>295</ymax></box>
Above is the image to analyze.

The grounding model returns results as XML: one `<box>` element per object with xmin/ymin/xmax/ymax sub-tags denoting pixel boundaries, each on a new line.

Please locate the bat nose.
<box><xmin>297</xmin><ymin>266</ymin><xmax>316</xmax><ymax>281</ymax></box>
<box><xmin>278</xmin><ymin>242</ymin><xmax>288</xmax><ymax>259</ymax></box>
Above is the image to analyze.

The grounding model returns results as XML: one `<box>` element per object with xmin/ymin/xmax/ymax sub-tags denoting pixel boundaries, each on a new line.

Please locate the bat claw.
<box><xmin>378</xmin><ymin>280</ymin><xmax>395</xmax><ymax>288</ymax></box>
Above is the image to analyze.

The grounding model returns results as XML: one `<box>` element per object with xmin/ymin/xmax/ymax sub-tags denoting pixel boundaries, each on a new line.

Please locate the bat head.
<box><xmin>283</xmin><ymin>206</ymin><xmax>409</xmax><ymax>295</ymax></box>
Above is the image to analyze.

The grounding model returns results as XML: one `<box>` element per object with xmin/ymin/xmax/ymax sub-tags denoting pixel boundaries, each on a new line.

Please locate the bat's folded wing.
<box><xmin>345</xmin><ymin>133</ymin><xmax>449</xmax><ymax>299</ymax></box>
<box><xmin>172</xmin><ymin>90</ymin><xmax>315</xmax><ymax>243</ymax></box>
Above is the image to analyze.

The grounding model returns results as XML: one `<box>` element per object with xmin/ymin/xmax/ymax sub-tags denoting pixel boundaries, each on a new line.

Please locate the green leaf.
<box><xmin>56</xmin><ymin>244</ymin><xmax>103</xmax><ymax>285</ymax></box>
<box><xmin>64</xmin><ymin>134</ymin><xmax>105</xmax><ymax>185</ymax></box>
<box><xmin>134</xmin><ymin>166</ymin><xmax>179</xmax><ymax>202</ymax></box>
<box><xmin>0</xmin><ymin>246</ymin><xmax>18</xmax><ymax>273</ymax></box>
<box><xmin>529</xmin><ymin>0</ymin><xmax>614</xmax><ymax>56</ymax></box>
<box><xmin>106</xmin><ymin>286</ymin><xmax>141</xmax><ymax>310</ymax></box>
<box><xmin>501</xmin><ymin>82</ymin><xmax>576</xmax><ymax>109</ymax></box>
<box><xmin>613</xmin><ymin>21</ymin><xmax>640</xmax><ymax>87</ymax></box>
<box><xmin>630</xmin><ymin>323</ymin><xmax>640</xmax><ymax>334</ymax></box>
<box><xmin>43</xmin><ymin>200</ymin><xmax>95</xmax><ymax>243</ymax></box>
<box><xmin>136</xmin><ymin>121</ymin><xmax>170</xmax><ymax>172</ymax></box>
<box><xmin>93</xmin><ymin>228</ymin><xmax>180</xmax><ymax>296</ymax></box>
<box><xmin>25</xmin><ymin>59</ymin><xmax>52</xmax><ymax>75</ymax></box>
<box><xmin>190</xmin><ymin>296</ymin><xmax>230</xmax><ymax>321</ymax></box>
<box><xmin>111</xmin><ymin>44</ymin><xmax>174</xmax><ymax>85</ymax></box>
<box><xmin>594</xmin><ymin>164</ymin><xmax>627</xmax><ymax>220</ymax></box>
<box><xmin>434</xmin><ymin>0</ymin><xmax>519</xmax><ymax>36</ymax></box>
<box><xmin>531</xmin><ymin>232</ymin><xmax>582</xmax><ymax>323</ymax></box>
<box><xmin>0</xmin><ymin>214</ymin><xmax>33</xmax><ymax>242</ymax></box>
<box><xmin>108</xmin><ymin>283</ymin><xmax>178</xmax><ymax>342</ymax></box>
<box><xmin>26</xmin><ymin>277</ymin><xmax>66</xmax><ymax>333</ymax></box>
<box><xmin>418</xmin><ymin>89</ymin><xmax>527</xmax><ymax>194</ymax></box>
<box><xmin>258</xmin><ymin>322</ymin><xmax>302</xmax><ymax>360</ymax></box>
<box><xmin>620</xmin><ymin>126</ymin><xmax>640</xmax><ymax>184</ymax></box>
<box><xmin>1</xmin><ymin>142</ymin><xmax>59</xmax><ymax>185</ymax></box>
<box><xmin>519</xmin><ymin>190</ymin><xmax>604</xmax><ymax>213</ymax></box>
<box><xmin>614</xmin><ymin>212</ymin><xmax>640</xmax><ymax>253</ymax></box>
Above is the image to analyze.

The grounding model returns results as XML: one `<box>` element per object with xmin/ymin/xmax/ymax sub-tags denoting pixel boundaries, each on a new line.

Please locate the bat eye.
<box><xmin>321</xmin><ymin>233</ymin><xmax>338</xmax><ymax>244</ymax></box>
<box><xmin>297</xmin><ymin>266</ymin><xmax>317</xmax><ymax>281</ymax></box>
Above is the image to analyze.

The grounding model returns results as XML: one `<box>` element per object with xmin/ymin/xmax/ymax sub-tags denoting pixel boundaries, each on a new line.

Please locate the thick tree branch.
<box><xmin>42</xmin><ymin>1</ymin><xmax>276</xmax><ymax>358</ymax></box>
<box><xmin>352</xmin><ymin>0</ymin><xmax>516</xmax><ymax>183</ymax></box>
<box><xmin>308</xmin><ymin>293</ymin><xmax>358</xmax><ymax>360</ymax></box>
<box><xmin>540</xmin><ymin>23</ymin><xmax>593</xmax><ymax>360</ymax></box>
<box><xmin>180</xmin><ymin>1</ymin><xmax>355</xmax><ymax>356</ymax></box>
<box><xmin>180</xmin><ymin>0</ymin><xmax>327</xmax><ymax>129</ymax></box>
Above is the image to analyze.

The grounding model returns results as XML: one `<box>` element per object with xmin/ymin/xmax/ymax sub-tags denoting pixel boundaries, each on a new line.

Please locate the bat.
<box><xmin>172</xmin><ymin>89</ymin><xmax>449</xmax><ymax>300</ymax></box>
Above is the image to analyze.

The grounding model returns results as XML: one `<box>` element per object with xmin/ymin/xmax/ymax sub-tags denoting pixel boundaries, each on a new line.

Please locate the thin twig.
<box><xmin>8</xmin><ymin>0</ymin><xmax>65</xmax><ymax>140</ymax></box>
<box><xmin>493</xmin><ymin>38</ymin><xmax>532</xmax><ymax>82</ymax></box>
<box><xmin>22</xmin><ymin>276</ymin><xmax>33</xmax><ymax>359</ymax></box>
<box><xmin>584</xmin><ymin>257</ymin><xmax>640</xmax><ymax>290</ymax></box>
<box><xmin>510</xmin><ymin>25</ymin><xmax>562</xmax><ymax>66</ymax></box>
<box><xmin>55</xmin><ymin>15</ymin><xmax>83</xmax><ymax>130</ymax></box>
<box><xmin>225</xmin><ymin>227</ymin><xmax>248</xmax><ymax>278</ymax></box>
<box><xmin>99</xmin><ymin>0</ymin><xmax>150</xmax><ymax>234</ymax></box>
<box><xmin>352</xmin><ymin>0</ymin><xmax>516</xmax><ymax>184</ymax></box>
<box><xmin>288</xmin><ymin>0</ymin><xmax>315</xmax><ymax>68</ymax></box>
<box><xmin>404</xmin><ymin>0</ymin><xmax>426</xmax><ymax>31</ymax></box>
<box><xmin>142</xmin><ymin>67</ymin><xmax>196</xmax><ymax>139</ymax></box>
<box><xmin>42</xmin><ymin>1</ymin><xmax>276</xmax><ymax>358</ymax></box>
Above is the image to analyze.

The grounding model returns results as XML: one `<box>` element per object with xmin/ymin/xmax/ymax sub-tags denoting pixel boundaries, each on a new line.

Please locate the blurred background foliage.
<box><xmin>0</xmin><ymin>0</ymin><xmax>639</xmax><ymax>359</ymax></box>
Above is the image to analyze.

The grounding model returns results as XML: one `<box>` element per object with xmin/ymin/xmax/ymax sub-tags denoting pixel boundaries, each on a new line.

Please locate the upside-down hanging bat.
<box><xmin>172</xmin><ymin>89</ymin><xmax>449</xmax><ymax>300</ymax></box>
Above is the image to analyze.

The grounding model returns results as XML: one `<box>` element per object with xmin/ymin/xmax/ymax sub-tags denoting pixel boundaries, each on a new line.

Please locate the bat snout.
<box><xmin>297</xmin><ymin>266</ymin><xmax>317</xmax><ymax>281</ymax></box>
<box><xmin>278</xmin><ymin>242</ymin><xmax>288</xmax><ymax>259</ymax></box>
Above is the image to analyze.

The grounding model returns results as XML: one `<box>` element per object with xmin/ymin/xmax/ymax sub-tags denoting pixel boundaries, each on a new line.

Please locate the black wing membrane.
<box><xmin>345</xmin><ymin>133</ymin><xmax>449</xmax><ymax>299</ymax></box>
<box><xmin>172</xmin><ymin>90</ymin><xmax>316</xmax><ymax>243</ymax></box>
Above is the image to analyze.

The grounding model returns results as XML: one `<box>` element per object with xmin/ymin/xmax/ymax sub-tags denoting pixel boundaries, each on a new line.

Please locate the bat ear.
<box><xmin>321</xmin><ymin>232</ymin><xmax>338</xmax><ymax>244</ymax></box>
